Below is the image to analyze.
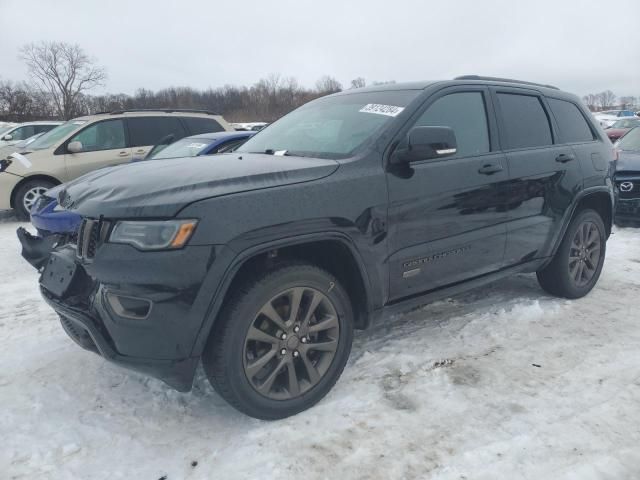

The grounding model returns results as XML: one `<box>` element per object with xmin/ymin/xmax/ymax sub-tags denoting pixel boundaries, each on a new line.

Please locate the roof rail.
<box><xmin>454</xmin><ymin>75</ymin><xmax>560</xmax><ymax>90</ymax></box>
<box><xmin>94</xmin><ymin>109</ymin><xmax>219</xmax><ymax>115</ymax></box>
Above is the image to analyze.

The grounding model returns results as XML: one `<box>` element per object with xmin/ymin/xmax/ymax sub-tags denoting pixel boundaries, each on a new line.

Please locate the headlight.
<box><xmin>109</xmin><ymin>219</ymin><xmax>198</xmax><ymax>250</ymax></box>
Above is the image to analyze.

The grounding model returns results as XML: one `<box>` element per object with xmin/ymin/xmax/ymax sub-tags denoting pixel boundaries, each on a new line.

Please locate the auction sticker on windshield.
<box><xmin>359</xmin><ymin>104</ymin><xmax>405</xmax><ymax>117</ymax></box>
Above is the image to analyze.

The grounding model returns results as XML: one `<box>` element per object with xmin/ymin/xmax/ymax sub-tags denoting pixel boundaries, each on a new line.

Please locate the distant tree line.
<box><xmin>1</xmin><ymin>42</ymin><xmax>393</xmax><ymax>123</ymax></box>
<box><xmin>5</xmin><ymin>41</ymin><xmax>634</xmax><ymax>124</ymax></box>
<box><xmin>582</xmin><ymin>90</ymin><xmax>638</xmax><ymax>112</ymax></box>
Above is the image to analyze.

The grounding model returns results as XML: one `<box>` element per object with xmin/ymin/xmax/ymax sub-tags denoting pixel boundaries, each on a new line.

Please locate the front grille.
<box><xmin>615</xmin><ymin>176</ymin><xmax>640</xmax><ymax>199</ymax></box>
<box><xmin>617</xmin><ymin>198</ymin><xmax>640</xmax><ymax>216</ymax></box>
<box><xmin>76</xmin><ymin>218</ymin><xmax>110</xmax><ymax>261</ymax></box>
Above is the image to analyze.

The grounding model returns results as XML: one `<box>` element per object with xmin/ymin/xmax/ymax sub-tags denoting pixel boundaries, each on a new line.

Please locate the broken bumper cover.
<box><xmin>41</xmin><ymin>288</ymin><xmax>199</xmax><ymax>391</ymax></box>
<box><xmin>30</xmin><ymin>242</ymin><xmax>227</xmax><ymax>392</ymax></box>
<box><xmin>17</xmin><ymin>227</ymin><xmax>60</xmax><ymax>270</ymax></box>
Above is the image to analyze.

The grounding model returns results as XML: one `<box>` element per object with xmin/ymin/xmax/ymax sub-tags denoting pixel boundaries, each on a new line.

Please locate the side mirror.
<box><xmin>391</xmin><ymin>126</ymin><xmax>457</xmax><ymax>164</ymax></box>
<box><xmin>2</xmin><ymin>134</ymin><xmax>12</xmax><ymax>141</ymax></box>
<box><xmin>67</xmin><ymin>141</ymin><xmax>83</xmax><ymax>153</ymax></box>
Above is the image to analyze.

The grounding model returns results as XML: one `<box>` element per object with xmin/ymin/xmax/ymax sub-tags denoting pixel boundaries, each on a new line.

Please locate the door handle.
<box><xmin>556</xmin><ymin>153</ymin><xmax>575</xmax><ymax>163</ymax></box>
<box><xmin>478</xmin><ymin>164</ymin><xmax>503</xmax><ymax>175</ymax></box>
<box><xmin>118</xmin><ymin>151</ymin><xmax>129</xmax><ymax>157</ymax></box>
<box><xmin>135</xmin><ymin>149</ymin><xmax>147</xmax><ymax>154</ymax></box>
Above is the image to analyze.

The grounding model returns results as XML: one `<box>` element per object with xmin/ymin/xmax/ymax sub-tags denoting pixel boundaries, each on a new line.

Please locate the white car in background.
<box><xmin>593</xmin><ymin>110</ymin><xmax>637</xmax><ymax>128</ymax></box>
<box><xmin>0</xmin><ymin>121</ymin><xmax>63</xmax><ymax>148</ymax></box>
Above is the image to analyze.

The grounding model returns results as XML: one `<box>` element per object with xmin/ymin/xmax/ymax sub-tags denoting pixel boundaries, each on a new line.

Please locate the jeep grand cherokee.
<box><xmin>19</xmin><ymin>76</ymin><xmax>615</xmax><ymax>419</ymax></box>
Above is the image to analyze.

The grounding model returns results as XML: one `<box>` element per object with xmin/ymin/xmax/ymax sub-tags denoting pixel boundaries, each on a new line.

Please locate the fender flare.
<box><xmin>189</xmin><ymin>230</ymin><xmax>375</xmax><ymax>356</ymax></box>
<box><xmin>545</xmin><ymin>186</ymin><xmax>614</xmax><ymax>262</ymax></box>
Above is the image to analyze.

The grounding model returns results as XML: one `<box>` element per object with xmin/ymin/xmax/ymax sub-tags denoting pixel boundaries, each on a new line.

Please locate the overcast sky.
<box><xmin>1</xmin><ymin>0</ymin><xmax>638</xmax><ymax>97</ymax></box>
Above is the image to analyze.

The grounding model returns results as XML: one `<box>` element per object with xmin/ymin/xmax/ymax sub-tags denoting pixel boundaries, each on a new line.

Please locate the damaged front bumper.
<box><xmin>17</xmin><ymin>227</ymin><xmax>60</xmax><ymax>270</ymax></box>
<box><xmin>19</xmin><ymin>235</ymin><xmax>222</xmax><ymax>392</ymax></box>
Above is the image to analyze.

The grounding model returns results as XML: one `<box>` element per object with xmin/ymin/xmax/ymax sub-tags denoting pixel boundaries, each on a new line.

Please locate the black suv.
<box><xmin>21</xmin><ymin>76</ymin><xmax>615</xmax><ymax>419</ymax></box>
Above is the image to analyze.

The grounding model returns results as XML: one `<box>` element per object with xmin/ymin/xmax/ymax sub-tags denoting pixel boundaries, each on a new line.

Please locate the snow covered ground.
<box><xmin>1</xmin><ymin>217</ymin><xmax>639</xmax><ymax>480</ymax></box>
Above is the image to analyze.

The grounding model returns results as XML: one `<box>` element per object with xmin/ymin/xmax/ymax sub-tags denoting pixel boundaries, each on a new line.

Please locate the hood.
<box><xmin>57</xmin><ymin>153</ymin><xmax>339</xmax><ymax>218</ymax></box>
<box><xmin>616</xmin><ymin>151</ymin><xmax>640</xmax><ymax>173</ymax></box>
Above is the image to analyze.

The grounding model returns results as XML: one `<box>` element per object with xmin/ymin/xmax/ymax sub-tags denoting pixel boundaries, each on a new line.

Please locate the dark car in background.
<box><xmin>613</xmin><ymin>127</ymin><xmax>640</xmax><ymax>226</ymax></box>
<box><xmin>605</xmin><ymin>118</ymin><xmax>640</xmax><ymax>142</ymax></box>
<box><xmin>20</xmin><ymin>76</ymin><xmax>614</xmax><ymax>420</ymax></box>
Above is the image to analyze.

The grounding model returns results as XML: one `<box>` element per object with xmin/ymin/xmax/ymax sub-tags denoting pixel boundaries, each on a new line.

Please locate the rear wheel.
<box><xmin>15</xmin><ymin>179</ymin><xmax>55</xmax><ymax>220</ymax></box>
<box><xmin>203</xmin><ymin>263</ymin><xmax>354</xmax><ymax>419</ymax></box>
<box><xmin>537</xmin><ymin>209</ymin><xmax>606</xmax><ymax>298</ymax></box>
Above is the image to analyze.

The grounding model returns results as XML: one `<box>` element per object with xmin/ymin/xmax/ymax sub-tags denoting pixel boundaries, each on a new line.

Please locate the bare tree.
<box><xmin>315</xmin><ymin>75</ymin><xmax>342</xmax><ymax>94</ymax></box>
<box><xmin>582</xmin><ymin>93</ymin><xmax>598</xmax><ymax>111</ymax></box>
<box><xmin>20</xmin><ymin>41</ymin><xmax>106</xmax><ymax>119</ymax></box>
<box><xmin>350</xmin><ymin>77</ymin><xmax>366</xmax><ymax>89</ymax></box>
<box><xmin>596</xmin><ymin>90</ymin><xmax>616</xmax><ymax>109</ymax></box>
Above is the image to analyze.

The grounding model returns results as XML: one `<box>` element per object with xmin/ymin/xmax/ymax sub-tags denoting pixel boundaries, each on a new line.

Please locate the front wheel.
<box><xmin>203</xmin><ymin>263</ymin><xmax>354</xmax><ymax>420</ymax></box>
<box><xmin>537</xmin><ymin>209</ymin><xmax>606</xmax><ymax>299</ymax></box>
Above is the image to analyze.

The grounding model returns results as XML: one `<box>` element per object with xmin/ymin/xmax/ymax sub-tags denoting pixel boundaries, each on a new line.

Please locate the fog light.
<box><xmin>106</xmin><ymin>293</ymin><xmax>152</xmax><ymax>320</ymax></box>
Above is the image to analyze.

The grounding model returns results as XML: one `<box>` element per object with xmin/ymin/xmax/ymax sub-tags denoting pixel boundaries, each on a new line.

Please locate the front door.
<box><xmin>386</xmin><ymin>87</ymin><xmax>509</xmax><ymax>302</ymax></box>
<box><xmin>64</xmin><ymin>119</ymin><xmax>131</xmax><ymax>181</ymax></box>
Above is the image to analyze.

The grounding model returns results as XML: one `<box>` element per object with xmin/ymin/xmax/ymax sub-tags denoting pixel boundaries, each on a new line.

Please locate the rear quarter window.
<box><xmin>497</xmin><ymin>93</ymin><xmax>552</xmax><ymax>149</ymax></box>
<box><xmin>548</xmin><ymin>98</ymin><xmax>595</xmax><ymax>143</ymax></box>
<box><xmin>183</xmin><ymin>117</ymin><xmax>225</xmax><ymax>135</ymax></box>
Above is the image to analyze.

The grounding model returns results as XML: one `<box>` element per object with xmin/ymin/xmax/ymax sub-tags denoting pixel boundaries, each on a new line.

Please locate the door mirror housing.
<box><xmin>67</xmin><ymin>141</ymin><xmax>83</xmax><ymax>153</ymax></box>
<box><xmin>2</xmin><ymin>134</ymin><xmax>12</xmax><ymax>141</ymax></box>
<box><xmin>391</xmin><ymin>126</ymin><xmax>457</xmax><ymax>164</ymax></box>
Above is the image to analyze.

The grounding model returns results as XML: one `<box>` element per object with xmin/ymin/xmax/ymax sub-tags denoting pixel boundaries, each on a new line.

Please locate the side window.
<box><xmin>414</xmin><ymin>92</ymin><xmax>490</xmax><ymax>157</ymax></box>
<box><xmin>183</xmin><ymin>117</ymin><xmax>224</xmax><ymax>135</ymax></box>
<box><xmin>11</xmin><ymin>125</ymin><xmax>35</xmax><ymax>140</ymax></box>
<box><xmin>34</xmin><ymin>124</ymin><xmax>55</xmax><ymax>135</ymax></box>
<box><xmin>128</xmin><ymin>117</ymin><xmax>187</xmax><ymax>147</ymax></box>
<box><xmin>70</xmin><ymin>120</ymin><xmax>126</xmax><ymax>152</ymax></box>
<box><xmin>547</xmin><ymin>98</ymin><xmax>595</xmax><ymax>143</ymax></box>
<box><xmin>497</xmin><ymin>93</ymin><xmax>552</xmax><ymax>149</ymax></box>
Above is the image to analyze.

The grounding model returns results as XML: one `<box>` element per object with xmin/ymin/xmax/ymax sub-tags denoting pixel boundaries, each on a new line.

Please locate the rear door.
<box><xmin>386</xmin><ymin>86</ymin><xmax>509</xmax><ymax>301</ymax></box>
<box><xmin>127</xmin><ymin>117</ymin><xmax>187</xmax><ymax>160</ymax></box>
<box><xmin>492</xmin><ymin>88</ymin><xmax>583</xmax><ymax>266</ymax></box>
<box><xmin>64</xmin><ymin>119</ymin><xmax>131</xmax><ymax>181</ymax></box>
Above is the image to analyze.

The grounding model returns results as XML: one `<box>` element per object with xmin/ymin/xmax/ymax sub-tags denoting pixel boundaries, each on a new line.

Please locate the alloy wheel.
<box><xmin>569</xmin><ymin>221</ymin><xmax>601</xmax><ymax>287</ymax></box>
<box><xmin>243</xmin><ymin>287</ymin><xmax>340</xmax><ymax>400</ymax></box>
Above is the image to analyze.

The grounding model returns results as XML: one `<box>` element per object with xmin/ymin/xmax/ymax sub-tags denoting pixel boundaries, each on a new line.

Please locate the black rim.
<box><xmin>569</xmin><ymin>221</ymin><xmax>601</xmax><ymax>287</ymax></box>
<box><xmin>243</xmin><ymin>287</ymin><xmax>340</xmax><ymax>400</ymax></box>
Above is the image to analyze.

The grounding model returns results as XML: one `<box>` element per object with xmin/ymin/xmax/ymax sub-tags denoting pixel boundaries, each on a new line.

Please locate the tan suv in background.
<box><xmin>0</xmin><ymin>110</ymin><xmax>231</xmax><ymax>218</ymax></box>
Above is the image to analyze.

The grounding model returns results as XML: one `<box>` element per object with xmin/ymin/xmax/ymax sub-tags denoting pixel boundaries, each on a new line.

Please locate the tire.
<box><xmin>203</xmin><ymin>262</ymin><xmax>354</xmax><ymax>420</ymax></box>
<box><xmin>14</xmin><ymin>179</ymin><xmax>56</xmax><ymax>220</ymax></box>
<box><xmin>537</xmin><ymin>209</ymin><xmax>606</xmax><ymax>299</ymax></box>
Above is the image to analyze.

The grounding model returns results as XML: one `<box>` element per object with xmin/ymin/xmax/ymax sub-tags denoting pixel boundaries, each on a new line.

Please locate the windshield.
<box><xmin>617</xmin><ymin>127</ymin><xmax>640</xmax><ymax>151</ymax></box>
<box><xmin>28</xmin><ymin>120</ymin><xmax>87</xmax><ymax>150</ymax></box>
<box><xmin>236</xmin><ymin>90</ymin><xmax>420</xmax><ymax>159</ymax></box>
<box><xmin>15</xmin><ymin>132</ymin><xmax>44</xmax><ymax>148</ymax></box>
<box><xmin>151</xmin><ymin>137</ymin><xmax>213</xmax><ymax>159</ymax></box>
